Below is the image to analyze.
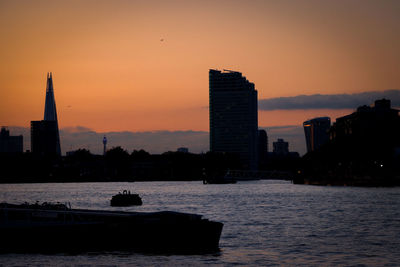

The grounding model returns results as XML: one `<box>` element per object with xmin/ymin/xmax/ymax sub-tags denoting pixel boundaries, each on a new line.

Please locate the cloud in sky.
<box><xmin>259</xmin><ymin>90</ymin><xmax>400</xmax><ymax>110</ymax></box>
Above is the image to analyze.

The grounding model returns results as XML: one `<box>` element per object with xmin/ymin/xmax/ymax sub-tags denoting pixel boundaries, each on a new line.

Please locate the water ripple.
<box><xmin>1</xmin><ymin>181</ymin><xmax>400</xmax><ymax>266</ymax></box>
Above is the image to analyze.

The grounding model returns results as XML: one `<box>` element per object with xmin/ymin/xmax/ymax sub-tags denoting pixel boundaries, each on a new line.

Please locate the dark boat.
<box><xmin>0</xmin><ymin>202</ymin><xmax>223</xmax><ymax>254</ymax></box>
<box><xmin>111</xmin><ymin>190</ymin><xmax>142</xmax><ymax>206</ymax></box>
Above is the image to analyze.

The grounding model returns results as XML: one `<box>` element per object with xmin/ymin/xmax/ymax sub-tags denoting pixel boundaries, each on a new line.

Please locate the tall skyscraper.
<box><xmin>31</xmin><ymin>73</ymin><xmax>61</xmax><ymax>156</ymax></box>
<box><xmin>209</xmin><ymin>69</ymin><xmax>258</xmax><ymax>170</ymax></box>
<box><xmin>303</xmin><ymin>117</ymin><xmax>331</xmax><ymax>153</ymax></box>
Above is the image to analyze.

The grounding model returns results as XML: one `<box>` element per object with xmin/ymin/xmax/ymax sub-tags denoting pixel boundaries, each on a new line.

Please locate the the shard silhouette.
<box><xmin>43</xmin><ymin>72</ymin><xmax>61</xmax><ymax>155</ymax></box>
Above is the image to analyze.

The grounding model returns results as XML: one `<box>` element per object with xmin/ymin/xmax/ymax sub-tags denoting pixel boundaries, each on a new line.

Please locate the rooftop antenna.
<box><xmin>223</xmin><ymin>69</ymin><xmax>239</xmax><ymax>73</ymax></box>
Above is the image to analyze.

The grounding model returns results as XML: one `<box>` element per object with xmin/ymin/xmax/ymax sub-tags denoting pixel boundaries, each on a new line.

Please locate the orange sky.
<box><xmin>1</xmin><ymin>0</ymin><xmax>399</xmax><ymax>132</ymax></box>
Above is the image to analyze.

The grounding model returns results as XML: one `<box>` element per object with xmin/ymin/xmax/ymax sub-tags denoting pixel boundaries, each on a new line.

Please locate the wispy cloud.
<box><xmin>259</xmin><ymin>90</ymin><xmax>400</xmax><ymax>110</ymax></box>
<box><xmin>62</xmin><ymin>126</ymin><xmax>94</xmax><ymax>133</ymax></box>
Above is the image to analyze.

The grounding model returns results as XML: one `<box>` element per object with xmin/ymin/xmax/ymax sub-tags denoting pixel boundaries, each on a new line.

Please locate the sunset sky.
<box><xmin>1</xmin><ymin>0</ymin><xmax>400</xmax><ymax>153</ymax></box>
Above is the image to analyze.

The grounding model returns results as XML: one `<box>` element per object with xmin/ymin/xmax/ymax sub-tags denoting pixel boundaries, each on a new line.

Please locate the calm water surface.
<box><xmin>0</xmin><ymin>180</ymin><xmax>399</xmax><ymax>266</ymax></box>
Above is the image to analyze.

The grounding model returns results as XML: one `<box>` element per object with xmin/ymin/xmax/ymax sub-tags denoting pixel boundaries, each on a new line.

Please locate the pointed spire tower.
<box><xmin>43</xmin><ymin>72</ymin><xmax>61</xmax><ymax>155</ymax></box>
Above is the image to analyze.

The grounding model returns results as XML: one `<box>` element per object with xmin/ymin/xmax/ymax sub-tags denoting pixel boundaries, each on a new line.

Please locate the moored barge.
<box><xmin>0</xmin><ymin>202</ymin><xmax>223</xmax><ymax>254</ymax></box>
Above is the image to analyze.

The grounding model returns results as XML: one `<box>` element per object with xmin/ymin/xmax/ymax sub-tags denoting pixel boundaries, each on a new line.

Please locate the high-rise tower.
<box><xmin>31</xmin><ymin>73</ymin><xmax>61</xmax><ymax>156</ymax></box>
<box><xmin>303</xmin><ymin>117</ymin><xmax>330</xmax><ymax>153</ymax></box>
<box><xmin>44</xmin><ymin>73</ymin><xmax>59</xmax><ymax>121</ymax></box>
<box><xmin>44</xmin><ymin>72</ymin><xmax>61</xmax><ymax>156</ymax></box>
<box><xmin>209</xmin><ymin>69</ymin><xmax>258</xmax><ymax>170</ymax></box>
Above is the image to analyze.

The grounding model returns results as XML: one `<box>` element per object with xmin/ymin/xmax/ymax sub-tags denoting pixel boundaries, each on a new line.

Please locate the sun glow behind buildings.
<box><xmin>0</xmin><ymin>0</ymin><xmax>399</xmax><ymax>136</ymax></box>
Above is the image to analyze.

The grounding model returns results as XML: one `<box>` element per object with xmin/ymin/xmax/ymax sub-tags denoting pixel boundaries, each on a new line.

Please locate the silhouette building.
<box><xmin>31</xmin><ymin>120</ymin><xmax>59</xmax><ymax>156</ymax></box>
<box><xmin>273</xmin><ymin>138</ymin><xmax>289</xmax><ymax>156</ymax></box>
<box><xmin>330</xmin><ymin>99</ymin><xmax>400</xmax><ymax>150</ymax></box>
<box><xmin>31</xmin><ymin>73</ymin><xmax>61</xmax><ymax>156</ymax></box>
<box><xmin>258</xmin><ymin>129</ymin><xmax>268</xmax><ymax>167</ymax></box>
<box><xmin>303</xmin><ymin>117</ymin><xmax>331</xmax><ymax>153</ymax></box>
<box><xmin>209</xmin><ymin>69</ymin><xmax>258</xmax><ymax>170</ymax></box>
<box><xmin>0</xmin><ymin>127</ymin><xmax>23</xmax><ymax>153</ymax></box>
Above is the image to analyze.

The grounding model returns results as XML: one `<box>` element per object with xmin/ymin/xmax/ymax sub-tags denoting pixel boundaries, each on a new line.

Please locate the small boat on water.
<box><xmin>0</xmin><ymin>202</ymin><xmax>223</xmax><ymax>254</ymax></box>
<box><xmin>111</xmin><ymin>190</ymin><xmax>142</xmax><ymax>206</ymax></box>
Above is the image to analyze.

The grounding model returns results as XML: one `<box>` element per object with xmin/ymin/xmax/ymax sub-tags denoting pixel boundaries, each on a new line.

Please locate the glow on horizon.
<box><xmin>0</xmin><ymin>0</ymin><xmax>399</xmax><ymax>132</ymax></box>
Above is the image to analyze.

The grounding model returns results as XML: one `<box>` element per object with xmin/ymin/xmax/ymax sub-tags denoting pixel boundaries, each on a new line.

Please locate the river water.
<box><xmin>0</xmin><ymin>180</ymin><xmax>399</xmax><ymax>266</ymax></box>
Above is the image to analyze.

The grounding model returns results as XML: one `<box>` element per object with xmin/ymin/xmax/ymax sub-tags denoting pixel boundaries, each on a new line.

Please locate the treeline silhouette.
<box><xmin>0</xmin><ymin>147</ymin><xmax>301</xmax><ymax>183</ymax></box>
<box><xmin>0</xmin><ymin>148</ymin><xmax>234</xmax><ymax>183</ymax></box>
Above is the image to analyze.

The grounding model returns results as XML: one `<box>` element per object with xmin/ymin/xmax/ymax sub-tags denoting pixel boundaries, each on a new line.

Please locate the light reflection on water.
<box><xmin>1</xmin><ymin>180</ymin><xmax>400</xmax><ymax>266</ymax></box>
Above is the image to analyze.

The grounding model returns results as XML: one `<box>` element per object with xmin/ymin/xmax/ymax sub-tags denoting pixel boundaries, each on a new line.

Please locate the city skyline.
<box><xmin>1</xmin><ymin>1</ymin><xmax>400</xmax><ymax>153</ymax></box>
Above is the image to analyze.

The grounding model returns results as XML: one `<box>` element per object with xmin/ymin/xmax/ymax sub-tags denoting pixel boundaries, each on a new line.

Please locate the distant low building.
<box><xmin>269</xmin><ymin>138</ymin><xmax>299</xmax><ymax>158</ymax></box>
<box><xmin>0</xmin><ymin>127</ymin><xmax>23</xmax><ymax>153</ymax></box>
<box><xmin>273</xmin><ymin>138</ymin><xmax>289</xmax><ymax>156</ymax></box>
<box><xmin>303</xmin><ymin>117</ymin><xmax>331</xmax><ymax>153</ymax></box>
<box><xmin>266</xmin><ymin>138</ymin><xmax>299</xmax><ymax>172</ymax></box>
